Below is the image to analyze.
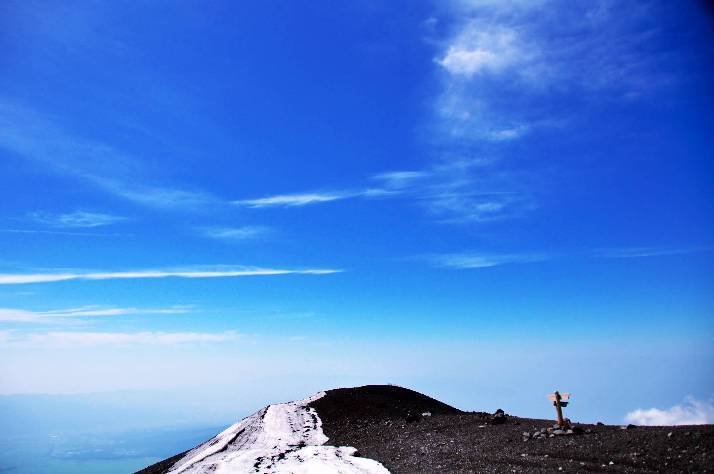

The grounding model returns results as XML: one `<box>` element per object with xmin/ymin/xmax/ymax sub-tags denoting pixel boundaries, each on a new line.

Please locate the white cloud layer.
<box><xmin>231</xmin><ymin>164</ymin><xmax>528</xmax><ymax>224</ymax></box>
<box><xmin>29</xmin><ymin>210</ymin><xmax>127</xmax><ymax>228</ymax></box>
<box><xmin>625</xmin><ymin>397</ymin><xmax>714</xmax><ymax>426</ymax></box>
<box><xmin>233</xmin><ymin>192</ymin><xmax>353</xmax><ymax>208</ymax></box>
<box><xmin>431</xmin><ymin>252</ymin><xmax>547</xmax><ymax>269</ymax></box>
<box><xmin>421</xmin><ymin>0</ymin><xmax>677</xmax><ymax>226</ymax></box>
<box><xmin>199</xmin><ymin>226</ymin><xmax>270</xmax><ymax>241</ymax></box>
<box><xmin>232</xmin><ymin>186</ymin><xmax>406</xmax><ymax>209</ymax></box>
<box><xmin>0</xmin><ymin>305</ymin><xmax>190</xmax><ymax>323</ymax></box>
<box><xmin>437</xmin><ymin>24</ymin><xmax>526</xmax><ymax>78</ymax></box>
<box><xmin>595</xmin><ymin>246</ymin><xmax>711</xmax><ymax>259</ymax></box>
<box><xmin>0</xmin><ymin>267</ymin><xmax>342</xmax><ymax>285</ymax></box>
<box><xmin>21</xmin><ymin>330</ymin><xmax>240</xmax><ymax>346</ymax></box>
<box><xmin>371</xmin><ymin>171</ymin><xmax>429</xmax><ymax>189</ymax></box>
<box><xmin>0</xmin><ymin>229</ymin><xmax>123</xmax><ymax>237</ymax></box>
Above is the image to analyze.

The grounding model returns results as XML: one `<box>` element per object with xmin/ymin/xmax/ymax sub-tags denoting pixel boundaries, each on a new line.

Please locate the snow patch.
<box><xmin>167</xmin><ymin>391</ymin><xmax>390</xmax><ymax>473</ymax></box>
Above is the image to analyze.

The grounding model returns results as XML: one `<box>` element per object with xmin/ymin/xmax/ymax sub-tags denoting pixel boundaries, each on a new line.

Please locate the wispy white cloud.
<box><xmin>418</xmin><ymin>0</ymin><xmax>676</xmax><ymax>226</ymax></box>
<box><xmin>232</xmin><ymin>191</ymin><xmax>355</xmax><ymax>208</ymax></box>
<box><xmin>18</xmin><ymin>330</ymin><xmax>240</xmax><ymax>346</ymax></box>
<box><xmin>87</xmin><ymin>176</ymin><xmax>213</xmax><ymax>210</ymax></box>
<box><xmin>443</xmin><ymin>0</ymin><xmax>667</xmax><ymax>94</ymax></box>
<box><xmin>429</xmin><ymin>252</ymin><xmax>547</xmax><ymax>269</ymax></box>
<box><xmin>0</xmin><ymin>267</ymin><xmax>342</xmax><ymax>285</ymax></box>
<box><xmin>424</xmin><ymin>190</ymin><xmax>531</xmax><ymax>223</ymax></box>
<box><xmin>433</xmin><ymin>15</ymin><xmax>546</xmax><ymax>144</ymax></box>
<box><xmin>595</xmin><ymin>246</ymin><xmax>712</xmax><ymax>259</ymax></box>
<box><xmin>28</xmin><ymin>210</ymin><xmax>127</xmax><ymax>228</ymax></box>
<box><xmin>437</xmin><ymin>23</ymin><xmax>529</xmax><ymax>78</ymax></box>
<box><xmin>0</xmin><ymin>100</ymin><xmax>215</xmax><ymax>210</ymax></box>
<box><xmin>487</xmin><ymin>125</ymin><xmax>530</xmax><ymax>141</ymax></box>
<box><xmin>454</xmin><ymin>0</ymin><xmax>548</xmax><ymax>8</ymax></box>
<box><xmin>198</xmin><ymin>226</ymin><xmax>271</xmax><ymax>241</ymax></box>
<box><xmin>232</xmin><ymin>183</ymin><xmax>409</xmax><ymax>209</ymax></box>
<box><xmin>232</xmin><ymin>164</ymin><xmax>527</xmax><ymax>223</ymax></box>
<box><xmin>0</xmin><ymin>229</ymin><xmax>124</xmax><ymax>237</ymax></box>
<box><xmin>0</xmin><ymin>305</ymin><xmax>191</xmax><ymax>323</ymax></box>
<box><xmin>625</xmin><ymin>397</ymin><xmax>714</xmax><ymax>426</ymax></box>
<box><xmin>371</xmin><ymin>171</ymin><xmax>430</xmax><ymax>189</ymax></box>
<box><xmin>425</xmin><ymin>246</ymin><xmax>708</xmax><ymax>269</ymax></box>
<box><xmin>382</xmin><ymin>161</ymin><xmax>533</xmax><ymax>223</ymax></box>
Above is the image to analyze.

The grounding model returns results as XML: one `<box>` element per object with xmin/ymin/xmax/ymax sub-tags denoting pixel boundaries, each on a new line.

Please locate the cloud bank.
<box><xmin>625</xmin><ymin>397</ymin><xmax>714</xmax><ymax>426</ymax></box>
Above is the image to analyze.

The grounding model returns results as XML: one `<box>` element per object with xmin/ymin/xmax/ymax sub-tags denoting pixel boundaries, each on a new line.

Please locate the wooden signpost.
<box><xmin>547</xmin><ymin>391</ymin><xmax>571</xmax><ymax>427</ymax></box>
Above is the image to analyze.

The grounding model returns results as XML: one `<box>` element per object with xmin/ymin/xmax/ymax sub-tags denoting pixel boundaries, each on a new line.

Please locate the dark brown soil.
<box><xmin>309</xmin><ymin>385</ymin><xmax>713</xmax><ymax>473</ymax></box>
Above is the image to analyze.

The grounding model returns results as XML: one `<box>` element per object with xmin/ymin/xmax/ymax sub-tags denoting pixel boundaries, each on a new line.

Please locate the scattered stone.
<box><xmin>421</xmin><ymin>411</ymin><xmax>432</xmax><ymax>417</ymax></box>
<box><xmin>491</xmin><ymin>410</ymin><xmax>508</xmax><ymax>425</ymax></box>
<box><xmin>667</xmin><ymin>432</ymin><xmax>673</xmax><ymax>438</ymax></box>
<box><xmin>609</xmin><ymin>461</ymin><xmax>614</xmax><ymax>465</ymax></box>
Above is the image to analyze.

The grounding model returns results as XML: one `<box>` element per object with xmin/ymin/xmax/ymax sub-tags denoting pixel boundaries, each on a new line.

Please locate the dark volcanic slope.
<box><xmin>135</xmin><ymin>450</ymin><xmax>188</xmax><ymax>474</ymax></box>
<box><xmin>310</xmin><ymin>385</ymin><xmax>713</xmax><ymax>473</ymax></box>
<box><xmin>310</xmin><ymin>384</ymin><xmax>462</xmax><ymax>421</ymax></box>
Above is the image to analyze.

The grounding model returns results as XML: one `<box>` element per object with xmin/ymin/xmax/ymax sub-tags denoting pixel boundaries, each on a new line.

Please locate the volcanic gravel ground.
<box><xmin>309</xmin><ymin>385</ymin><xmax>714</xmax><ymax>473</ymax></box>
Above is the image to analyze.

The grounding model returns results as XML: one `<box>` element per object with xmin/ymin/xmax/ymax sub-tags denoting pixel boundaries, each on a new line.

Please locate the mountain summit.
<box><xmin>137</xmin><ymin>385</ymin><xmax>456</xmax><ymax>473</ymax></box>
<box><xmin>138</xmin><ymin>385</ymin><xmax>712</xmax><ymax>473</ymax></box>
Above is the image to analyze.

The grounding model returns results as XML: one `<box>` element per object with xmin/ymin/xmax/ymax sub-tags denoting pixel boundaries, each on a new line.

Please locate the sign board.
<box><xmin>547</xmin><ymin>393</ymin><xmax>570</xmax><ymax>401</ymax></box>
<box><xmin>548</xmin><ymin>391</ymin><xmax>572</xmax><ymax>427</ymax></box>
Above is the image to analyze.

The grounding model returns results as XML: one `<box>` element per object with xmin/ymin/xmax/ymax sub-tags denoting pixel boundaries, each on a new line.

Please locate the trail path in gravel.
<box><xmin>167</xmin><ymin>392</ymin><xmax>389</xmax><ymax>474</ymax></box>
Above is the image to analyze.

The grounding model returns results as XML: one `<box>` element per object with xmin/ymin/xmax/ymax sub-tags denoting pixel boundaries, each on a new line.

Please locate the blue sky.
<box><xmin>1</xmin><ymin>0</ymin><xmax>713</xmax><ymax>426</ymax></box>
